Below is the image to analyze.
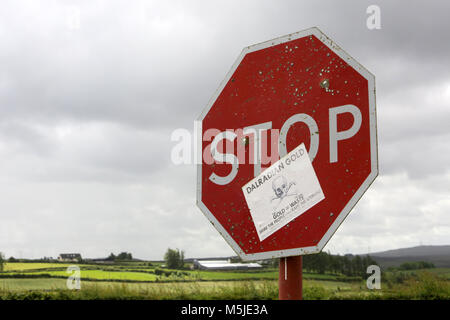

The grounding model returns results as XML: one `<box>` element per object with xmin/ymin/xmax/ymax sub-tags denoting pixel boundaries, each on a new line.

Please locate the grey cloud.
<box><xmin>0</xmin><ymin>120</ymin><xmax>173</xmax><ymax>183</ymax></box>
<box><xmin>0</xmin><ymin>0</ymin><xmax>449</xmax><ymax>259</ymax></box>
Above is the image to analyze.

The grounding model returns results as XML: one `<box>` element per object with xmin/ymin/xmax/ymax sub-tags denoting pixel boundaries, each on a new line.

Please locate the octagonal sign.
<box><xmin>196</xmin><ymin>27</ymin><xmax>377</xmax><ymax>261</ymax></box>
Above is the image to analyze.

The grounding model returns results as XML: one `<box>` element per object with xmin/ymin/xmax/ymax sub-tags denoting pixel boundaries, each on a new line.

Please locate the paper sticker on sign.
<box><xmin>242</xmin><ymin>143</ymin><xmax>325</xmax><ymax>242</ymax></box>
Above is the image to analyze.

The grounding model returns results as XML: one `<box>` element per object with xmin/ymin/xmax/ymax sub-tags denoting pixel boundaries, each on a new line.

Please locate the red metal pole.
<box><xmin>279</xmin><ymin>255</ymin><xmax>303</xmax><ymax>300</ymax></box>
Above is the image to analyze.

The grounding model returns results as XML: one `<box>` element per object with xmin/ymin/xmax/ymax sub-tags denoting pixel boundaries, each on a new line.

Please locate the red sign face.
<box><xmin>197</xmin><ymin>27</ymin><xmax>377</xmax><ymax>260</ymax></box>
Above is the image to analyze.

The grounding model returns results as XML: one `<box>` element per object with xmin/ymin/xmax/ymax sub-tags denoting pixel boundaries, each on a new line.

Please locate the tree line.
<box><xmin>164</xmin><ymin>248</ymin><xmax>185</xmax><ymax>269</ymax></box>
<box><xmin>395</xmin><ymin>261</ymin><xmax>435</xmax><ymax>271</ymax></box>
<box><xmin>106</xmin><ymin>252</ymin><xmax>133</xmax><ymax>261</ymax></box>
<box><xmin>162</xmin><ymin>248</ymin><xmax>378</xmax><ymax>277</ymax></box>
<box><xmin>303</xmin><ymin>252</ymin><xmax>378</xmax><ymax>276</ymax></box>
<box><xmin>268</xmin><ymin>251</ymin><xmax>378</xmax><ymax>277</ymax></box>
<box><xmin>0</xmin><ymin>252</ymin><xmax>4</xmax><ymax>272</ymax></box>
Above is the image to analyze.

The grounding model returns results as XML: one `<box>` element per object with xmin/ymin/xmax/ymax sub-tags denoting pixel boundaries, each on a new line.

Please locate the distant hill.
<box><xmin>367</xmin><ymin>245</ymin><xmax>450</xmax><ymax>269</ymax></box>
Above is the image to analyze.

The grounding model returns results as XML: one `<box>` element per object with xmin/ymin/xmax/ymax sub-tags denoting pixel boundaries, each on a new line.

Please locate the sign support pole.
<box><xmin>279</xmin><ymin>255</ymin><xmax>302</xmax><ymax>300</ymax></box>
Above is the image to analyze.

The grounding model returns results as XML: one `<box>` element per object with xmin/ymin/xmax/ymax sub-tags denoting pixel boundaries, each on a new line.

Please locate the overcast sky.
<box><xmin>0</xmin><ymin>0</ymin><xmax>449</xmax><ymax>260</ymax></box>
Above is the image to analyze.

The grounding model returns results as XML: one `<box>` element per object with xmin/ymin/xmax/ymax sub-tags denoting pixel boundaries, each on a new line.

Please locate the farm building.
<box><xmin>193</xmin><ymin>259</ymin><xmax>262</xmax><ymax>271</ymax></box>
<box><xmin>58</xmin><ymin>253</ymin><xmax>82</xmax><ymax>262</ymax></box>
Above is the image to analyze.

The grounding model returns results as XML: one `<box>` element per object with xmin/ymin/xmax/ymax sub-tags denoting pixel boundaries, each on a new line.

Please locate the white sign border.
<box><xmin>196</xmin><ymin>27</ymin><xmax>378</xmax><ymax>261</ymax></box>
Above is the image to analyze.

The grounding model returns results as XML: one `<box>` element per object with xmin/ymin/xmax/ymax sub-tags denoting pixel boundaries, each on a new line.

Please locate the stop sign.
<box><xmin>196</xmin><ymin>27</ymin><xmax>377</xmax><ymax>260</ymax></box>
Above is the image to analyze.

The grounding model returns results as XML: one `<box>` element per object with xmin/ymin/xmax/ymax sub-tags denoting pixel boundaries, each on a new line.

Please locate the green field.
<box><xmin>389</xmin><ymin>268</ymin><xmax>450</xmax><ymax>280</ymax></box>
<box><xmin>1</xmin><ymin>262</ymin><xmax>449</xmax><ymax>300</ymax></box>
<box><xmin>3</xmin><ymin>263</ymin><xmax>76</xmax><ymax>272</ymax></box>
<box><xmin>0</xmin><ymin>278</ymin><xmax>362</xmax><ymax>300</ymax></box>
<box><xmin>1</xmin><ymin>262</ymin><xmax>354</xmax><ymax>282</ymax></box>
